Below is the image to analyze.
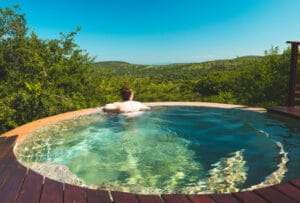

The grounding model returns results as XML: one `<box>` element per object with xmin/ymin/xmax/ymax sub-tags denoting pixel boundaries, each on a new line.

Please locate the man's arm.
<box><xmin>103</xmin><ymin>102</ymin><xmax>120</xmax><ymax>112</ymax></box>
<box><xmin>139</xmin><ymin>103</ymin><xmax>151</xmax><ymax>111</ymax></box>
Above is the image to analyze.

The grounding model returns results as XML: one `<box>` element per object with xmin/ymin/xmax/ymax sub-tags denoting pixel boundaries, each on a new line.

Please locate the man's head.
<box><xmin>120</xmin><ymin>87</ymin><xmax>134</xmax><ymax>101</ymax></box>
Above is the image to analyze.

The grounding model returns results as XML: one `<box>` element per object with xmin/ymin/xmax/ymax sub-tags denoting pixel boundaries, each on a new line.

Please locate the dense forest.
<box><xmin>0</xmin><ymin>6</ymin><xmax>292</xmax><ymax>134</ymax></box>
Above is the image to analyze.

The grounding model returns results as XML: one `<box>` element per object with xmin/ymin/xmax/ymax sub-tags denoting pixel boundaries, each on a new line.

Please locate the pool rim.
<box><xmin>1</xmin><ymin>102</ymin><xmax>300</xmax><ymax>201</ymax></box>
<box><xmin>1</xmin><ymin>102</ymin><xmax>267</xmax><ymax>191</ymax></box>
<box><xmin>1</xmin><ymin>102</ymin><xmax>266</xmax><ymax>144</ymax></box>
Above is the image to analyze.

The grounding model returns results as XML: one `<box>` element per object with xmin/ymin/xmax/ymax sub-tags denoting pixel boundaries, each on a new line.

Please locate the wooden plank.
<box><xmin>0</xmin><ymin>135</ymin><xmax>17</xmax><ymax>149</ymax></box>
<box><xmin>0</xmin><ymin>161</ymin><xmax>27</xmax><ymax>203</ymax></box>
<box><xmin>137</xmin><ymin>194</ymin><xmax>163</xmax><ymax>203</ymax></box>
<box><xmin>0</xmin><ymin>135</ymin><xmax>17</xmax><ymax>145</ymax></box>
<box><xmin>4</xmin><ymin>135</ymin><xmax>18</xmax><ymax>144</ymax></box>
<box><xmin>210</xmin><ymin>194</ymin><xmax>241</xmax><ymax>203</ymax></box>
<box><xmin>187</xmin><ymin>194</ymin><xmax>216</xmax><ymax>203</ymax></box>
<box><xmin>0</xmin><ymin>135</ymin><xmax>17</xmax><ymax>161</ymax></box>
<box><xmin>40</xmin><ymin>177</ymin><xmax>63</xmax><ymax>203</ymax></box>
<box><xmin>64</xmin><ymin>183</ymin><xmax>87</xmax><ymax>203</ymax></box>
<box><xmin>254</xmin><ymin>186</ymin><xmax>296</xmax><ymax>203</ymax></box>
<box><xmin>111</xmin><ymin>191</ymin><xmax>139</xmax><ymax>203</ymax></box>
<box><xmin>291</xmin><ymin>178</ymin><xmax>300</xmax><ymax>188</ymax></box>
<box><xmin>15</xmin><ymin>169</ymin><xmax>44</xmax><ymax>203</ymax></box>
<box><xmin>268</xmin><ymin>106</ymin><xmax>300</xmax><ymax>119</ymax></box>
<box><xmin>233</xmin><ymin>191</ymin><xmax>267</xmax><ymax>203</ymax></box>
<box><xmin>0</xmin><ymin>141</ymin><xmax>6</xmax><ymax>150</ymax></box>
<box><xmin>86</xmin><ymin>188</ymin><xmax>111</xmax><ymax>203</ymax></box>
<box><xmin>288</xmin><ymin>42</ymin><xmax>298</xmax><ymax>106</ymax></box>
<box><xmin>0</xmin><ymin>157</ymin><xmax>22</xmax><ymax>189</ymax></box>
<box><xmin>0</xmin><ymin>137</ymin><xmax>8</xmax><ymax>150</ymax></box>
<box><xmin>162</xmin><ymin>194</ymin><xmax>191</xmax><ymax>203</ymax></box>
<box><xmin>274</xmin><ymin>183</ymin><xmax>300</xmax><ymax>202</ymax></box>
<box><xmin>0</xmin><ymin>149</ymin><xmax>15</xmax><ymax>182</ymax></box>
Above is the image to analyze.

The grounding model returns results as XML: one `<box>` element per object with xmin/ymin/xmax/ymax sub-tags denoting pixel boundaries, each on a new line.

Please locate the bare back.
<box><xmin>103</xmin><ymin>101</ymin><xmax>150</xmax><ymax>113</ymax></box>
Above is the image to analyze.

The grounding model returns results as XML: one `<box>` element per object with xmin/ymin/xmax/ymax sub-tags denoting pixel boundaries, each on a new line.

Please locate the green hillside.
<box><xmin>94</xmin><ymin>56</ymin><xmax>264</xmax><ymax>82</ymax></box>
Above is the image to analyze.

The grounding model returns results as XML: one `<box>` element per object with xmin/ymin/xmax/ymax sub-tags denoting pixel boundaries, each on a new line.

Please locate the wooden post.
<box><xmin>286</xmin><ymin>41</ymin><xmax>300</xmax><ymax>107</ymax></box>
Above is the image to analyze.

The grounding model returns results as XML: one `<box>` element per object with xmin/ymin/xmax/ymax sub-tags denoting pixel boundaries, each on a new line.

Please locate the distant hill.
<box><xmin>93</xmin><ymin>56</ymin><xmax>264</xmax><ymax>82</ymax></box>
<box><xmin>94</xmin><ymin>61</ymin><xmax>145</xmax><ymax>70</ymax></box>
<box><xmin>235</xmin><ymin>55</ymin><xmax>263</xmax><ymax>60</ymax></box>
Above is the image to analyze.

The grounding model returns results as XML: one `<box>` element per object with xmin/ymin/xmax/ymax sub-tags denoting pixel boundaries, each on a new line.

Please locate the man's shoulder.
<box><xmin>132</xmin><ymin>101</ymin><xmax>150</xmax><ymax>110</ymax></box>
<box><xmin>119</xmin><ymin>101</ymin><xmax>149</xmax><ymax>111</ymax></box>
<box><xmin>129</xmin><ymin>101</ymin><xmax>148</xmax><ymax>107</ymax></box>
<box><xmin>129</xmin><ymin>100</ymin><xmax>143</xmax><ymax>104</ymax></box>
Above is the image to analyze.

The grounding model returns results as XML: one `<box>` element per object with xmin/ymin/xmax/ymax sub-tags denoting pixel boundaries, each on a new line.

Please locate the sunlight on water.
<box><xmin>244</xmin><ymin>141</ymin><xmax>289</xmax><ymax>191</ymax></box>
<box><xmin>16</xmin><ymin>113</ymin><xmax>205</xmax><ymax>193</ymax></box>
<box><xmin>182</xmin><ymin>149</ymin><xmax>247</xmax><ymax>194</ymax></box>
<box><xmin>15</xmin><ymin>107</ymin><xmax>299</xmax><ymax>194</ymax></box>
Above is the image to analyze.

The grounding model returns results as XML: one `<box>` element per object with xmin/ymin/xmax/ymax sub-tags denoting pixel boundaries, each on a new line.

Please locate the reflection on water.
<box><xmin>15</xmin><ymin>107</ymin><xmax>299</xmax><ymax>194</ymax></box>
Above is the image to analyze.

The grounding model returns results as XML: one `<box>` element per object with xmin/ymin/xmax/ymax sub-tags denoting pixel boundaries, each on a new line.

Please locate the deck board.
<box><xmin>64</xmin><ymin>183</ymin><xmax>87</xmax><ymax>203</ymax></box>
<box><xmin>0</xmin><ymin>135</ymin><xmax>17</xmax><ymax>161</ymax></box>
<box><xmin>137</xmin><ymin>194</ymin><xmax>163</xmax><ymax>203</ymax></box>
<box><xmin>0</xmin><ymin>149</ymin><xmax>15</xmax><ymax>184</ymax></box>
<box><xmin>162</xmin><ymin>194</ymin><xmax>191</xmax><ymax>203</ymax></box>
<box><xmin>187</xmin><ymin>194</ymin><xmax>216</xmax><ymax>203</ymax></box>
<box><xmin>86</xmin><ymin>188</ymin><xmax>111</xmax><ymax>203</ymax></box>
<box><xmin>274</xmin><ymin>182</ymin><xmax>300</xmax><ymax>202</ymax></box>
<box><xmin>0</xmin><ymin>161</ymin><xmax>27</xmax><ymax>203</ymax></box>
<box><xmin>210</xmin><ymin>194</ymin><xmax>241</xmax><ymax>203</ymax></box>
<box><xmin>15</xmin><ymin>170</ymin><xmax>43</xmax><ymax>203</ymax></box>
<box><xmin>0</xmin><ymin>135</ymin><xmax>17</xmax><ymax>145</ymax></box>
<box><xmin>233</xmin><ymin>191</ymin><xmax>268</xmax><ymax>203</ymax></box>
<box><xmin>40</xmin><ymin>177</ymin><xmax>63</xmax><ymax>203</ymax></box>
<box><xmin>0</xmin><ymin>139</ymin><xmax>10</xmax><ymax>160</ymax></box>
<box><xmin>291</xmin><ymin>178</ymin><xmax>300</xmax><ymax>188</ymax></box>
<box><xmin>111</xmin><ymin>191</ymin><xmax>139</xmax><ymax>203</ymax></box>
<box><xmin>254</xmin><ymin>186</ymin><xmax>297</xmax><ymax>203</ymax></box>
<box><xmin>0</xmin><ymin>158</ymin><xmax>22</xmax><ymax>189</ymax></box>
<box><xmin>1</xmin><ymin>132</ymin><xmax>300</xmax><ymax>202</ymax></box>
<box><xmin>268</xmin><ymin>106</ymin><xmax>300</xmax><ymax>118</ymax></box>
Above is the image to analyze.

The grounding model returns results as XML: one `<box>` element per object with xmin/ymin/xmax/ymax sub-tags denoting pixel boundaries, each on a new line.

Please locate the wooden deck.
<box><xmin>1</xmin><ymin>135</ymin><xmax>300</xmax><ymax>203</ymax></box>
<box><xmin>268</xmin><ymin>106</ymin><xmax>300</xmax><ymax>119</ymax></box>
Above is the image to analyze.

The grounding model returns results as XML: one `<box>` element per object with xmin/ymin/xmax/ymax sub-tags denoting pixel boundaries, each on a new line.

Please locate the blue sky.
<box><xmin>2</xmin><ymin>0</ymin><xmax>300</xmax><ymax>64</ymax></box>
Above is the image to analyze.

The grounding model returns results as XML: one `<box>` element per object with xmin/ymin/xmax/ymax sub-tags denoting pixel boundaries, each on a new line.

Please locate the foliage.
<box><xmin>0</xmin><ymin>6</ymin><xmax>293</xmax><ymax>134</ymax></box>
<box><xmin>95</xmin><ymin>51</ymin><xmax>290</xmax><ymax>107</ymax></box>
<box><xmin>193</xmin><ymin>47</ymin><xmax>290</xmax><ymax>106</ymax></box>
<box><xmin>0</xmin><ymin>6</ymin><xmax>99</xmax><ymax>133</ymax></box>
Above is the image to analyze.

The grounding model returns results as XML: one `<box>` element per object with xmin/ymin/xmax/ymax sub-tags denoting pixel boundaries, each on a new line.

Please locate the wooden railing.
<box><xmin>286</xmin><ymin>41</ymin><xmax>300</xmax><ymax>107</ymax></box>
<box><xmin>296</xmin><ymin>84</ymin><xmax>300</xmax><ymax>104</ymax></box>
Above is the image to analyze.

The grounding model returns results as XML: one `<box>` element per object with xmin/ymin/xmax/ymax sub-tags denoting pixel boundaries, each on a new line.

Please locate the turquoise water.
<box><xmin>15</xmin><ymin>106</ymin><xmax>300</xmax><ymax>194</ymax></box>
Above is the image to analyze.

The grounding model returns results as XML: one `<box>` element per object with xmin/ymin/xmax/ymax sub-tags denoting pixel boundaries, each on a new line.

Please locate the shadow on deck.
<box><xmin>1</xmin><ymin>135</ymin><xmax>300</xmax><ymax>203</ymax></box>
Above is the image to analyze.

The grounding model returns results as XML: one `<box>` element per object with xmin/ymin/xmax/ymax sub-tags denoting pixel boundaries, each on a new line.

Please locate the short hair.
<box><xmin>120</xmin><ymin>87</ymin><xmax>133</xmax><ymax>101</ymax></box>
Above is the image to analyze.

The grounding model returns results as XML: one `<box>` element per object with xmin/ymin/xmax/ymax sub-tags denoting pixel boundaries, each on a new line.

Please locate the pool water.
<box><xmin>15</xmin><ymin>106</ymin><xmax>300</xmax><ymax>194</ymax></box>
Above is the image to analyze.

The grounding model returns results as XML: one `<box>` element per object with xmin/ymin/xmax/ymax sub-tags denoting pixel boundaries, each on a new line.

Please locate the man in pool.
<box><xmin>103</xmin><ymin>87</ymin><xmax>150</xmax><ymax>113</ymax></box>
